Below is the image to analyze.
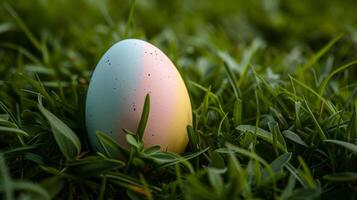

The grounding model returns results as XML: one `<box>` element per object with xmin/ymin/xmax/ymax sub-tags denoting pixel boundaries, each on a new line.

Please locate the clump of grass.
<box><xmin>1</xmin><ymin>0</ymin><xmax>357</xmax><ymax>199</ymax></box>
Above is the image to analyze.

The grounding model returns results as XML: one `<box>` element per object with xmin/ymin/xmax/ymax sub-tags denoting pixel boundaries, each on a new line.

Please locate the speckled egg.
<box><xmin>85</xmin><ymin>39</ymin><xmax>192</xmax><ymax>154</ymax></box>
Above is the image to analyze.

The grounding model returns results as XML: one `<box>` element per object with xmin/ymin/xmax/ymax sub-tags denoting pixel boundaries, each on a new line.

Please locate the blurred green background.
<box><xmin>1</xmin><ymin>0</ymin><xmax>357</xmax><ymax>67</ymax></box>
<box><xmin>2</xmin><ymin>0</ymin><xmax>357</xmax><ymax>108</ymax></box>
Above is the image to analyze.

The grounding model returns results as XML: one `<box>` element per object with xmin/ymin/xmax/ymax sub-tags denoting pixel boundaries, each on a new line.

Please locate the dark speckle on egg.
<box><xmin>148</xmin><ymin>73</ymin><xmax>151</xmax><ymax>76</ymax></box>
<box><xmin>132</xmin><ymin>103</ymin><xmax>136</xmax><ymax>111</ymax></box>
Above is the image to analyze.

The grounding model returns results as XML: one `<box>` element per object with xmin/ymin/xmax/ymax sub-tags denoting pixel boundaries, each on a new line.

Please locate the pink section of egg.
<box><xmin>115</xmin><ymin>40</ymin><xmax>192</xmax><ymax>153</ymax></box>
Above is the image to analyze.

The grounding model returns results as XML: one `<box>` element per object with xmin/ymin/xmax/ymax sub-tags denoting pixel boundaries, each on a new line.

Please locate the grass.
<box><xmin>0</xmin><ymin>0</ymin><xmax>357</xmax><ymax>199</ymax></box>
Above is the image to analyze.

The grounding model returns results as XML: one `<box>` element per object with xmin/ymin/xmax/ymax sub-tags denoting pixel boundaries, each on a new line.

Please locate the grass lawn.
<box><xmin>0</xmin><ymin>0</ymin><xmax>357</xmax><ymax>199</ymax></box>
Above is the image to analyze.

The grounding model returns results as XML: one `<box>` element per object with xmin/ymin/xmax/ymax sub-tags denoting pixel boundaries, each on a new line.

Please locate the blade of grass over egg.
<box><xmin>136</xmin><ymin>94</ymin><xmax>150</xmax><ymax>141</ymax></box>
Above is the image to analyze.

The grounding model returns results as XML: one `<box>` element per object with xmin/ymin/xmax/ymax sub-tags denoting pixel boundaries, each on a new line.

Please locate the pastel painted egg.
<box><xmin>85</xmin><ymin>39</ymin><xmax>192</xmax><ymax>154</ymax></box>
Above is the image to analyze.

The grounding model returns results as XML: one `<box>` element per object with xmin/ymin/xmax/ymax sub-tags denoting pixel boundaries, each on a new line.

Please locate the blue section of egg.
<box><xmin>85</xmin><ymin>39</ymin><xmax>143</xmax><ymax>151</ymax></box>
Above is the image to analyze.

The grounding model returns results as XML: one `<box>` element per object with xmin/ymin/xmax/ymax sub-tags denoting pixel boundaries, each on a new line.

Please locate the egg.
<box><xmin>85</xmin><ymin>39</ymin><xmax>192</xmax><ymax>154</ymax></box>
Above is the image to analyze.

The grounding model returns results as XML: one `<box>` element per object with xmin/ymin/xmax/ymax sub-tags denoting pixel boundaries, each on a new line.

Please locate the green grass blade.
<box><xmin>66</xmin><ymin>156</ymin><xmax>125</xmax><ymax>177</ymax></box>
<box><xmin>297</xmin><ymin>156</ymin><xmax>317</xmax><ymax>188</ymax></box>
<box><xmin>96</xmin><ymin>131</ymin><xmax>130</xmax><ymax>158</ymax></box>
<box><xmin>303</xmin><ymin>98</ymin><xmax>327</xmax><ymax>140</ymax></box>
<box><xmin>38</xmin><ymin>96</ymin><xmax>81</xmax><ymax>160</ymax></box>
<box><xmin>123</xmin><ymin>0</ymin><xmax>137</xmax><ymax>38</ymax></box>
<box><xmin>223</xmin><ymin>62</ymin><xmax>240</xmax><ymax>100</ymax></box>
<box><xmin>302</xmin><ymin>34</ymin><xmax>343</xmax><ymax>72</ymax></box>
<box><xmin>290</xmin><ymin>75</ymin><xmax>336</xmax><ymax>114</ymax></box>
<box><xmin>318</xmin><ymin>60</ymin><xmax>357</xmax><ymax>97</ymax></box>
<box><xmin>0</xmin><ymin>126</ymin><xmax>29</xmax><ymax>137</ymax></box>
<box><xmin>262</xmin><ymin>152</ymin><xmax>292</xmax><ymax>179</ymax></box>
<box><xmin>269</xmin><ymin>121</ymin><xmax>287</xmax><ymax>153</ymax></box>
<box><xmin>136</xmin><ymin>94</ymin><xmax>150</xmax><ymax>141</ymax></box>
<box><xmin>323</xmin><ymin>172</ymin><xmax>357</xmax><ymax>182</ymax></box>
<box><xmin>324</xmin><ymin>139</ymin><xmax>357</xmax><ymax>155</ymax></box>
<box><xmin>236</xmin><ymin>125</ymin><xmax>286</xmax><ymax>151</ymax></box>
<box><xmin>282</xmin><ymin>130</ymin><xmax>308</xmax><ymax>147</ymax></box>
<box><xmin>97</xmin><ymin>177</ymin><xmax>107</xmax><ymax>200</ymax></box>
<box><xmin>233</xmin><ymin>99</ymin><xmax>242</xmax><ymax>126</ymax></box>
<box><xmin>12</xmin><ymin>181</ymin><xmax>50</xmax><ymax>200</ymax></box>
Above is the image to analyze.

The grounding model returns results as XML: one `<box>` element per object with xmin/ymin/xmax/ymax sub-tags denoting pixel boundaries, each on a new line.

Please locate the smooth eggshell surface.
<box><xmin>86</xmin><ymin>39</ymin><xmax>192</xmax><ymax>154</ymax></box>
